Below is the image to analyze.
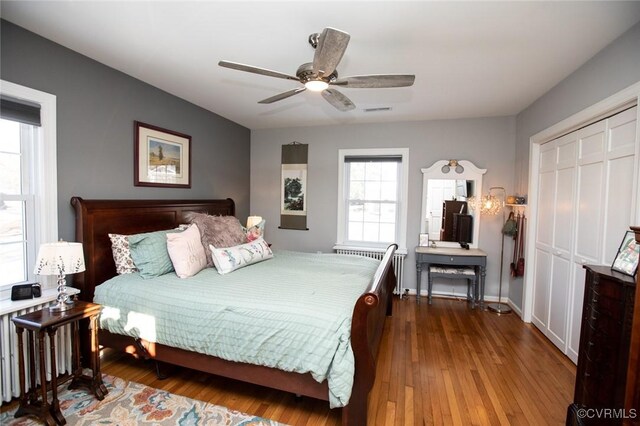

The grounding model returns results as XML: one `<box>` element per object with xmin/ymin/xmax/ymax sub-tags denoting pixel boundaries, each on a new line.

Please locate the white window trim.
<box><xmin>335</xmin><ymin>148</ymin><xmax>409</xmax><ymax>253</ymax></box>
<box><xmin>0</xmin><ymin>80</ymin><xmax>58</xmax><ymax>298</ymax></box>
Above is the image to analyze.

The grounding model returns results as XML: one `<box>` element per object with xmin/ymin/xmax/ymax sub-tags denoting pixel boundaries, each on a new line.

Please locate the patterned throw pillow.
<box><xmin>187</xmin><ymin>213</ymin><xmax>247</xmax><ymax>267</ymax></box>
<box><xmin>108</xmin><ymin>234</ymin><xmax>138</xmax><ymax>274</ymax></box>
<box><xmin>166</xmin><ymin>224</ymin><xmax>207</xmax><ymax>278</ymax></box>
<box><xmin>209</xmin><ymin>237</ymin><xmax>273</xmax><ymax>275</ymax></box>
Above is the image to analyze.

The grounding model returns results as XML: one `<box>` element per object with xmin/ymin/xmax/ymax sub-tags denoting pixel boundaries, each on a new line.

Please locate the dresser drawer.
<box><xmin>428</xmin><ymin>256</ymin><xmax>476</xmax><ymax>266</ymax></box>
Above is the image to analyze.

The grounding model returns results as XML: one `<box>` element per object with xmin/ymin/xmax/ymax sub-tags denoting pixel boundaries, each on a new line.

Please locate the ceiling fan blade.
<box><xmin>321</xmin><ymin>88</ymin><xmax>355</xmax><ymax>112</ymax></box>
<box><xmin>219</xmin><ymin>60</ymin><xmax>299</xmax><ymax>81</ymax></box>
<box><xmin>332</xmin><ymin>74</ymin><xmax>416</xmax><ymax>88</ymax></box>
<box><xmin>313</xmin><ymin>28</ymin><xmax>350</xmax><ymax>77</ymax></box>
<box><xmin>258</xmin><ymin>87</ymin><xmax>306</xmax><ymax>104</ymax></box>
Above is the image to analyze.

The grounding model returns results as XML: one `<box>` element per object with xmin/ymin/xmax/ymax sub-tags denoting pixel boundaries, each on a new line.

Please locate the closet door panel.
<box><xmin>577</xmin><ymin>120</ymin><xmax>606</xmax><ymax>164</ymax></box>
<box><xmin>608</xmin><ymin>106</ymin><xmax>637</xmax><ymax>157</ymax></box>
<box><xmin>548</xmin><ymin>255</ymin><xmax>571</xmax><ymax>349</ymax></box>
<box><xmin>575</xmin><ymin>162</ymin><xmax>604</xmax><ymax>260</ymax></box>
<box><xmin>539</xmin><ymin>142</ymin><xmax>557</xmax><ymax>172</ymax></box>
<box><xmin>567</xmin><ymin>263</ymin><xmax>587</xmax><ymax>363</ymax></box>
<box><xmin>553</xmin><ymin>166</ymin><xmax>575</xmax><ymax>254</ymax></box>
<box><xmin>532</xmin><ymin>248</ymin><xmax>551</xmax><ymax>329</ymax></box>
<box><xmin>604</xmin><ymin>155</ymin><xmax>635</xmax><ymax>263</ymax></box>
<box><xmin>557</xmin><ymin>137</ymin><xmax>577</xmax><ymax>169</ymax></box>
<box><xmin>536</xmin><ymin>170</ymin><xmax>556</xmax><ymax>248</ymax></box>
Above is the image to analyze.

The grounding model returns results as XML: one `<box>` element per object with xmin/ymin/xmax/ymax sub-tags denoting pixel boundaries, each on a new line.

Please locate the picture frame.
<box><xmin>419</xmin><ymin>233</ymin><xmax>430</xmax><ymax>247</ymax></box>
<box><xmin>134</xmin><ymin>121</ymin><xmax>191</xmax><ymax>188</ymax></box>
<box><xmin>611</xmin><ymin>230</ymin><xmax>639</xmax><ymax>277</ymax></box>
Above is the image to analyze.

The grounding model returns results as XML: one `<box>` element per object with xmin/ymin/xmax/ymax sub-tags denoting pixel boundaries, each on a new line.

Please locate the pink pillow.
<box><xmin>166</xmin><ymin>224</ymin><xmax>207</xmax><ymax>278</ymax></box>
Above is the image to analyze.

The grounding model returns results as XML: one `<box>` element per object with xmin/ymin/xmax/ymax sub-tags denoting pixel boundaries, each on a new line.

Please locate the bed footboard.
<box><xmin>344</xmin><ymin>244</ymin><xmax>398</xmax><ymax>425</ymax></box>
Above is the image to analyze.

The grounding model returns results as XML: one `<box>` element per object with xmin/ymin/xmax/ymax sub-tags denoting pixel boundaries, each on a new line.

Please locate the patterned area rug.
<box><xmin>1</xmin><ymin>374</ymin><xmax>285</xmax><ymax>425</ymax></box>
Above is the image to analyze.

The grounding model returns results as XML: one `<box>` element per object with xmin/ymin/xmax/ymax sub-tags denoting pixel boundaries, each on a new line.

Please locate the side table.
<box><xmin>11</xmin><ymin>301</ymin><xmax>107</xmax><ymax>425</ymax></box>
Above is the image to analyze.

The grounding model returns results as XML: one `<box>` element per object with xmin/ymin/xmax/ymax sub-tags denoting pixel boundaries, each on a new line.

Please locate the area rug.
<box><xmin>1</xmin><ymin>374</ymin><xmax>286</xmax><ymax>425</ymax></box>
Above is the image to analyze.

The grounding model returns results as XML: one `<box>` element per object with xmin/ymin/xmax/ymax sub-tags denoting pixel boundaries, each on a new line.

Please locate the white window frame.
<box><xmin>0</xmin><ymin>80</ymin><xmax>58</xmax><ymax>299</ymax></box>
<box><xmin>335</xmin><ymin>148</ymin><xmax>409</xmax><ymax>254</ymax></box>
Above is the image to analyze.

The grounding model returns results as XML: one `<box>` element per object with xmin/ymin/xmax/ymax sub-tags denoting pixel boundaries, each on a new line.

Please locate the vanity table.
<box><xmin>418</xmin><ymin>159</ymin><xmax>488</xmax><ymax>305</ymax></box>
<box><xmin>415</xmin><ymin>246</ymin><xmax>487</xmax><ymax>305</ymax></box>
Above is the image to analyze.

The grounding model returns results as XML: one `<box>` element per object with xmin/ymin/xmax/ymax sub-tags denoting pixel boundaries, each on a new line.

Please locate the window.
<box><xmin>0</xmin><ymin>80</ymin><xmax>57</xmax><ymax>299</ymax></box>
<box><xmin>336</xmin><ymin>148</ymin><xmax>409</xmax><ymax>252</ymax></box>
<box><xmin>0</xmin><ymin>119</ymin><xmax>37</xmax><ymax>285</ymax></box>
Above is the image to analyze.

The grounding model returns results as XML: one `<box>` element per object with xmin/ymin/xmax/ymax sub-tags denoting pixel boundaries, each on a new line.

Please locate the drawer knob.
<box><xmin>450</xmin><ymin>257</ymin><xmax>454</xmax><ymax>261</ymax></box>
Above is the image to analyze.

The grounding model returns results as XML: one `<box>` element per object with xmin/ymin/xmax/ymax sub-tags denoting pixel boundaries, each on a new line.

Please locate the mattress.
<box><xmin>93</xmin><ymin>249</ymin><xmax>379</xmax><ymax>407</ymax></box>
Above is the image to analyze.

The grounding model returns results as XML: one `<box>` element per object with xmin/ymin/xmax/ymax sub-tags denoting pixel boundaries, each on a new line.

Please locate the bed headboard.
<box><xmin>71</xmin><ymin>197</ymin><xmax>235</xmax><ymax>302</ymax></box>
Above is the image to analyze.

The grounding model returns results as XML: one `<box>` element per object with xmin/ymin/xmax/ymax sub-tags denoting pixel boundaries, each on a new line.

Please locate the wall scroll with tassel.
<box><xmin>279</xmin><ymin>142</ymin><xmax>308</xmax><ymax>230</ymax></box>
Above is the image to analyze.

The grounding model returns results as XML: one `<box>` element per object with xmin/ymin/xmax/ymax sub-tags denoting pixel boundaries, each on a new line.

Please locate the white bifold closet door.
<box><xmin>531</xmin><ymin>106</ymin><xmax>637</xmax><ymax>363</ymax></box>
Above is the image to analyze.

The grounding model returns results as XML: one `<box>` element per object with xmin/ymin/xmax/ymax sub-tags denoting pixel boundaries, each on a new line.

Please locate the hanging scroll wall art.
<box><xmin>280</xmin><ymin>142</ymin><xmax>308</xmax><ymax>230</ymax></box>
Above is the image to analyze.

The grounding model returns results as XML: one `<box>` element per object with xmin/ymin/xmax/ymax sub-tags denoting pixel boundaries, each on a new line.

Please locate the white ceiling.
<box><xmin>2</xmin><ymin>1</ymin><xmax>640</xmax><ymax>130</ymax></box>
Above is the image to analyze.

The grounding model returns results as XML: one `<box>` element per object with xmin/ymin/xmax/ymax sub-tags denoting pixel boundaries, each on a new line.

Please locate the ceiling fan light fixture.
<box><xmin>304</xmin><ymin>80</ymin><xmax>329</xmax><ymax>92</ymax></box>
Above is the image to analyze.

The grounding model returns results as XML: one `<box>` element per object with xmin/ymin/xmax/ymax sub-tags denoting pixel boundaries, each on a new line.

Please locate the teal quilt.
<box><xmin>94</xmin><ymin>250</ymin><xmax>380</xmax><ymax>408</ymax></box>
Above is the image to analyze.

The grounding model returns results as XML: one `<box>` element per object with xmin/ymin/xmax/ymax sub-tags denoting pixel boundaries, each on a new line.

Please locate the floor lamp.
<box><xmin>480</xmin><ymin>186</ymin><xmax>512</xmax><ymax>315</ymax></box>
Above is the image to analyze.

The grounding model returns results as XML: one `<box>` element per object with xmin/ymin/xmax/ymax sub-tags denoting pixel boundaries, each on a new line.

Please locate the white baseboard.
<box><xmin>507</xmin><ymin>299</ymin><xmax>523</xmax><ymax>319</ymax></box>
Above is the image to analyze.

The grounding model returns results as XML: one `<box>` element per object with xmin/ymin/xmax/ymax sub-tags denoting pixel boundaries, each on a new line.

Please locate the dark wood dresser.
<box><xmin>567</xmin><ymin>265</ymin><xmax>636</xmax><ymax>425</ymax></box>
<box><xmin>624</xmin><ymin>226</ymin><xmax>640</xmax><ymax>425</ymax></box>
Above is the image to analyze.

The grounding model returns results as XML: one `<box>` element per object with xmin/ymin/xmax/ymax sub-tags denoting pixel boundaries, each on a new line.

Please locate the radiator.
<box><xmin>0</xmin><ymin>301</ymin><xmax>73</xmax><ymax>404</ymax></box>
<box><xmin>335</xmin><ymin>248</ymin><xmax>406</xmax><ymax>295</ymax></box>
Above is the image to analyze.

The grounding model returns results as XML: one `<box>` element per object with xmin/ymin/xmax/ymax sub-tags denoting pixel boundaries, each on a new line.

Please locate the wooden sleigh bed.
<box><xmin>71</xmin><ymin>197</ymin><xmax>397</xmax><ymax>425</ymax></box>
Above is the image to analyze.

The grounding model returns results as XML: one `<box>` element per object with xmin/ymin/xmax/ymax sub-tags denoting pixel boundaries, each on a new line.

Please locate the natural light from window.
<box><xmin>0</xmin><ymin>118</ymin><xmax>33</xmax><ymax>286</ymax></box>
<box><xmin>336</xmin><ymin>148</ymin><xmax>409</xmax><ymax>252</ymax></box>
<box><xmin>346</xmin><ymin>160</ymin><xmax>398</xmax><ymax>243</ymax></box>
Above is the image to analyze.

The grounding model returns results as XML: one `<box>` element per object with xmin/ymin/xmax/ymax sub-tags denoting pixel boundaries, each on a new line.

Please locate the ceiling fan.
<box><xmin>218</xmin><ymin>27</ymin><xmax>415</xmax><ymax>112</ymax></box>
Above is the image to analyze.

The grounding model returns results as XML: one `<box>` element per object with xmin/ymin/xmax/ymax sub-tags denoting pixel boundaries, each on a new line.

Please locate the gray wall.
<box><xmin>510</xmin><ymin>21</ymin><xmax>640</xmax><ymax>309</ymax></box>
<box><xmin>1</xmin><ymin>20</ymin><xmax>251</xmax><ymax>241</ymax></box>
<box><xmin>251</xmin><ymin>117</ymin><xmax>516</xmax><ymax>299</ymax></box>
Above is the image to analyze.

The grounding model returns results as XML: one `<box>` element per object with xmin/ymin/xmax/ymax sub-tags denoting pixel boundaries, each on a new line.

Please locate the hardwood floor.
<box><xmin>1</xmin><ymin>296</ymin><xmax>576</xmax><ymax>425</ymax></box>
<box><xmin>99</xmin><ymin>297</ymin><xmax>575</xmax><ymax>425</ymax></box>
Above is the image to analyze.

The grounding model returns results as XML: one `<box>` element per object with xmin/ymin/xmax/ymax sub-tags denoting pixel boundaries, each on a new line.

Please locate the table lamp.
<box><xmin>33</xmin><ymin>241</ymin><xmax>85</xmax><ymax>312</ymax></box>
<box><xmin>247</xmin><ymin>215</ymin><xmax>263</xmax><ymax>229</ymax></box>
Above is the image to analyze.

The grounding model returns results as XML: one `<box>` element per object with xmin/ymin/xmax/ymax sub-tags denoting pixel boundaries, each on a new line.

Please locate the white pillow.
<box><xmin>166</xmin><ymin>224</ymin><xmax>207</xmax><ymax>278</ymax></box>
<box><xmin>209</xmin><ymin>237</ymin><xmax>273</xmax><ymax>275</ymax></box>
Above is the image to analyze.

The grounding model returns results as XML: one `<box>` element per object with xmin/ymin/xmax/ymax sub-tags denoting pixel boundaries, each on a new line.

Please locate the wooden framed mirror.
<box><xmin>420</xmin><ymin>160</ymin><xmax>486</xmax><ymax>248</ymax></box>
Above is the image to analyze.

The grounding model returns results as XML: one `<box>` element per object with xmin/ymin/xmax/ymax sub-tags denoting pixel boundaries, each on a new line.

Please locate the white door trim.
<box><xmin>522</xmin><ymin>81</ymin><xmax>640</xmax><ymax>323</ymax></box>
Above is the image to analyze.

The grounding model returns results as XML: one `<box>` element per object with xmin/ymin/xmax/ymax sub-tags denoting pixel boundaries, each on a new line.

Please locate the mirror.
<box><xmin>420</xmin><ymin>160</ymin><xmax>486</xmax><ymax>248</ymax></box>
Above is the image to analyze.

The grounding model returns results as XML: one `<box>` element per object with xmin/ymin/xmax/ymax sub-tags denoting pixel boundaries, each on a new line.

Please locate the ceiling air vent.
<box><xmin>363</xmin><ymin>107</ymin><xmax>392</xmax><ymax>113</ymax></box>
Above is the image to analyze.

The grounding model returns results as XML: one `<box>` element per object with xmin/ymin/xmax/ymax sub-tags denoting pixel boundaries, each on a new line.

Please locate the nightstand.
<box><xmin>11</xmin><ymin>301</ymin><xmax>107</xmax><ymax>425</ymax></box>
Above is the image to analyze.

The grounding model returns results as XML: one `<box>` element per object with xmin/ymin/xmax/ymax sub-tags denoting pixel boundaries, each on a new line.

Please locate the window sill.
<box><xmin>0</xmin><ymin>287</ymin><xmax>80</xmax><ymax>316</ymax></box>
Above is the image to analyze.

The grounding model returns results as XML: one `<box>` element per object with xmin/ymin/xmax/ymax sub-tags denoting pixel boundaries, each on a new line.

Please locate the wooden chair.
<box><xmin>428</xmin><ymin>266</ymin><xmax>477</xmax><ymax>307</ymax></box>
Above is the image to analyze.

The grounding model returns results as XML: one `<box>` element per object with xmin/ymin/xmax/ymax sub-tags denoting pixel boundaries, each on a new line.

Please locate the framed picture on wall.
<box><xmin>134</xmin><ymin>121</ymin><xmax>191</xmax><ymax>188</ymax></box>
<box><xmin>611</xmin><ymin>230</ymin><xmax>639</xmax><ymax>277</ymax></box>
